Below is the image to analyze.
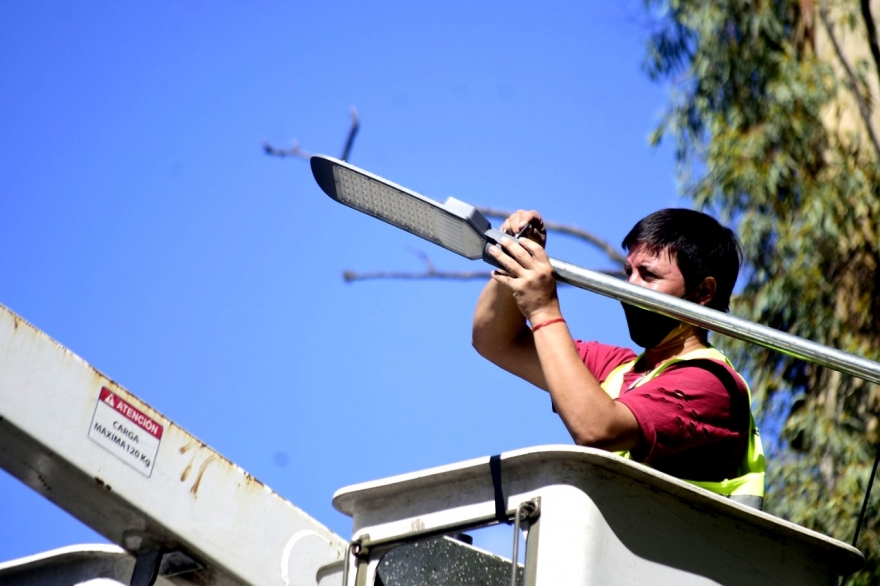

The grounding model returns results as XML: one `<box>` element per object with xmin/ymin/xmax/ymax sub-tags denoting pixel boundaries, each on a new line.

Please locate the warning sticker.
<box><xmin>89</xmin><ymin>387</ymin><xmax>163</xmax><ymax>477</ymax></box>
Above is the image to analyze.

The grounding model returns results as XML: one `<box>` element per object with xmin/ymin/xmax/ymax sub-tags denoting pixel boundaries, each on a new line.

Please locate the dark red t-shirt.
<box><xmin>575</xmin><ymin>340</ymin><xmax>751</xmax><ymax>482</ymax></box>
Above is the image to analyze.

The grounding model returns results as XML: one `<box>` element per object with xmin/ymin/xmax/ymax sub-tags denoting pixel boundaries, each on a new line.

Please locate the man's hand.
<box><xmin>499</xmin><ymin>210</ymin><xmax>548</xmax><ymax>248</ymax></box>
<box><xmin>487</xmin><ymin>235</ymin><xmax>560</xmax><ymax>325</ymax></box>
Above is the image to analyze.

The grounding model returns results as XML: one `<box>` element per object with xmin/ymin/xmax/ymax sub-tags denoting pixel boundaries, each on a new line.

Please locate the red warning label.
<box><xmin>99</xmin><ymin>387</ymin><xmax>163</xmax><ymax>439</ymax></box>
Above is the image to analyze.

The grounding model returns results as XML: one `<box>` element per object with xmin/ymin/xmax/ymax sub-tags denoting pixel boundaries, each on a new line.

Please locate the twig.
<box><xmin>263</xmin><ymin>139</ymin><xmax>310</xmax><ymax>160</ymax></box>
<box><xmin>264</xmin><ymin>108</ymin><xmax>360</xmax><ymax>162</ymax></box>
<box><xmin>819</xmin><ymin>0</ymin><xmax>880</xmax><ymax>156</ymax></box>
<box><xmin>344</xmin><ymin>269</ymin><xmax>493</xmax><ymax>282</ymax></box>
<box><xmin>344</xmin><ymin>250</ymin><xmax>487</xmax><ymax>282</ymax></box>
<box><xmin>475</xmin><ymin>206</ymin><xmax>628</xmax><ymax>266</ymax></box>
<box><xmin>340</xmin><ymin>108</ymin><xmax>360</xmax><ymax>162</ymax></box>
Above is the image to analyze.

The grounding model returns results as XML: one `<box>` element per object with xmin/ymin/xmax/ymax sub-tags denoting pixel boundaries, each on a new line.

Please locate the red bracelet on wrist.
<box><xmin>530</xmin><ymin>317</ymin><xmax>566</xmax><ymax>332</ymax></box>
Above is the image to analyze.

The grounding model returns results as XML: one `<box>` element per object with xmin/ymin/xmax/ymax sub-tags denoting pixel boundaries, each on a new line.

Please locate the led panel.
<box><xmin>334</xmin><ymin>165</ymin><xmax>439</xmax><ymax>240</ymax></box>
<box><xmin>327</xmin><ymin>163</ymin><xmax>487</xmax><ymax>259</ymax></box>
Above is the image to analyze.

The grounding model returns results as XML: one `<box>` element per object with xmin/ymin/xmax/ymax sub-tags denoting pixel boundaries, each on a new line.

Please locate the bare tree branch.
<box><xmin>819</xmin><ymin>0</ymin><xmax>880</xmax><ymax>156</ymax></box>
<box><xmin>344</xmin><ymin>266</ymin><xmax>626</xmax><ymax>282</ymax></box>
<box><xmin>264</xmin><ymin>108</ymin><xmax>360</xmax><ymax>162</ymax></box>
<box><xmin>265</xmin><ymin>111</ymin><xmax>628</xmax><ymax>280</ymax></box>
<box><xmin>263</xmin><ymin>111</ymin><xmax>625</xmax><ymax>267</ymax></box>
<box><xmin>341</xmin><ymin>208</ymin><xmax>627</xmax><ymax>283</ymax></box>
<box><xmin>342</xmin><ymin>249</ymin><xmax>625</xmax><ymax>283</ymax></box>
<box><xmin>475</xmin><ymin>206</ymin><xmax>628</xmax><ymax>266</ymax></box>
<box><xmin>338</xmin><ymin>205</ymin><xmax>627</xmax><ymax>284</ymax></box>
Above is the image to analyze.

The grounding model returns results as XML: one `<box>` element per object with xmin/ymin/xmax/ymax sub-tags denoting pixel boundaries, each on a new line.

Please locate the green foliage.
<box><xmin>645</xmin><ymin>0</ymin><xmax>880</xmax><ymax>582</ymax></box>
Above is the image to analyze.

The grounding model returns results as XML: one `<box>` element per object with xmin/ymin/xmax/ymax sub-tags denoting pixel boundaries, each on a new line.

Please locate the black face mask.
<box><xmin>621</xmin><ymin>302</ymin><xmax>681</xmax><ymax>349</ymax></box>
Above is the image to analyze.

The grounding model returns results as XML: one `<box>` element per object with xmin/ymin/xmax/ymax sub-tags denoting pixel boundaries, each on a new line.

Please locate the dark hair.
<box><xmin>621</xmin><ymin>209</ymin><xmax>742</xmax><ymax>312</ymax></box>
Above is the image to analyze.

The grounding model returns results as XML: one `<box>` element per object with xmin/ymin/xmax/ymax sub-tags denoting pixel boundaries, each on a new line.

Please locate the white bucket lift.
<box><xmin>333</xmin><ymin>446</ymin><xmax>863</xmax><ymax>585</ymax></box>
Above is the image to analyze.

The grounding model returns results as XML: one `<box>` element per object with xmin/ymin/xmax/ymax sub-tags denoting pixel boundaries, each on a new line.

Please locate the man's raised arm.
<box><xmin>471</xmin><ymin>210</ymin><xmax>548</xmax><ymax>390</ymax></box>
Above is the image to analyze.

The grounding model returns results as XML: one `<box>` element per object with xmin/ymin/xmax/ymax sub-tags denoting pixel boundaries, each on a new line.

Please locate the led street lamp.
<box><xmin>310</xmin><ymin>155</ymin><xmax>508</xmax><ymax>266</ymax></box>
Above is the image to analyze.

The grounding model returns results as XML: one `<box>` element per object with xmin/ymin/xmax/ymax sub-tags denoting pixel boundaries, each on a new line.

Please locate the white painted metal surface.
<box><xmin>334</xmin><ymin>446</ymin><xmax>864</xmax><ymax>586</ymax></box>
<box><xmin>0</xmin><ymin>544</ymin><xmax>176</xmax><ymax>585</ymax></box>
<box><xmin>0</xmin><ymin>303</ymin><xmax>346</xmax><ymax>586</ymax></box>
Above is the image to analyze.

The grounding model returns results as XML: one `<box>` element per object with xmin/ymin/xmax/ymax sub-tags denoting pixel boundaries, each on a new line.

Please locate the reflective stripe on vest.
<box><xmin>601</xmin><ymin>346</ymin><xmax>766</xmax><ymax>509</ymax></box>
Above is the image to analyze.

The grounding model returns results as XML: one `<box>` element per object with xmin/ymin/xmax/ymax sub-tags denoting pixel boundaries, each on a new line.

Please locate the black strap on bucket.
<box><xmin>489</xmin><ymin>454</ymin><xmax>511</xmax><ymax>525</ymax></box>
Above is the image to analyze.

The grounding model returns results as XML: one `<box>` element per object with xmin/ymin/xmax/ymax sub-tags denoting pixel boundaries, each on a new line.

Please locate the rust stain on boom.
<box><xmin>190</xmin><ymin>455</ymin><xmax>217</xmax><ymax>497</ymax></box>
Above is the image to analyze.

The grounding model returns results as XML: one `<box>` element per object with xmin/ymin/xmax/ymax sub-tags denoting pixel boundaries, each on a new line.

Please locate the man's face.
<box><xmin>623</xmin><ymin>244</ymin><xmax>687</xmax><ymax>298</ymax></box>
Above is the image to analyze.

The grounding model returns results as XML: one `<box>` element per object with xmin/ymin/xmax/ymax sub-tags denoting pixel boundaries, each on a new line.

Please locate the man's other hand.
<box><xmin>499</xmin><ymin>210</ymin><xmax>547</xmax><ymax>248</ymax></box>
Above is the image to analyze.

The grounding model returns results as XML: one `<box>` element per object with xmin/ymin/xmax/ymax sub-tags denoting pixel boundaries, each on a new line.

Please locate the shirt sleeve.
<box><xmin>574</xmin><ymin>340</ymin><xmax>637</xmax><ymax>381</ymax></box>
<box><xmin>549</xmin><ymin>341</ymin><xmax>636</xmax><ymax>415</ymax></box>
<box><xmin>614</xmin><ymin>360</ymin><xmax>750</xmax><ymax>465</ymax></box>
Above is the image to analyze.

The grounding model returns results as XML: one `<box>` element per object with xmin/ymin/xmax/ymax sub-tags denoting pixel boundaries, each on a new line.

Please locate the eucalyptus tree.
<box><xmin>644</xmin><ymin>1</ymin><xmax>880</xmax><ymax>582</ymax></box>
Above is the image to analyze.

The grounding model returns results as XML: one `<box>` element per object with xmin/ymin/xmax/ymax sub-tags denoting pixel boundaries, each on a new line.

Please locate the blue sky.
<box><xmin>0</xmin><ymin>1</ymin><xmax>685</xmax><ymax>561</ymax></box>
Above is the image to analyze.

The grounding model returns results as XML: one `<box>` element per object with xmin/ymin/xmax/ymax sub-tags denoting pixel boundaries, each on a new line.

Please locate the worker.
<box><xmin>472</xmin><ymin>208</ymin><xmax>765</xmax><ymax>508</ymax></box>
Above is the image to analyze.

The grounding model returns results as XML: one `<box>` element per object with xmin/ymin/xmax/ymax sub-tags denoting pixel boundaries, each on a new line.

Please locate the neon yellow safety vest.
<box><xmin>602</xmin><ymin>346</ymin><xmax>766</xmax><ymax>509</ymax></box>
